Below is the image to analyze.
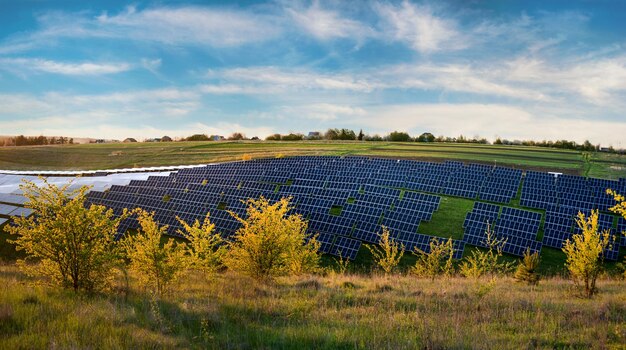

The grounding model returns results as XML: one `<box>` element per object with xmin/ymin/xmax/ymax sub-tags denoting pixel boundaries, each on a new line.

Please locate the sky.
<box><xmin>1</xmin><ymin>0</ymin><xmax>626</xmax><ymax>146</ymax></box>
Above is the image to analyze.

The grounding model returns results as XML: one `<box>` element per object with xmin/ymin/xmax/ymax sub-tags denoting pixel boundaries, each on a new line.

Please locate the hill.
<box><xmin>1</xmin><ymin>141</ymin><xmax>626</xmax><ymax>179</ymax></box>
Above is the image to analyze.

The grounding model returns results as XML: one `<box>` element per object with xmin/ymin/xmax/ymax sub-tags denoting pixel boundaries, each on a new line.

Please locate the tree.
<box><xmin>6</xmin><ymin>179</ymin><xmax>127</xmax><ymax>292</ymax></box>
<box><xmin>365</xmin><ymin>227</ymin><xmax>404</xmax><ymax>275</ymax></box>
<box><xmin>281</xmin><ymin>133</ymin><xmax>304</xmax><ymax>141</ymax></box>
<box><xmin>225</xmin><ymin>197</ymin><xmax>320</xmax><ymax>280</ymax></box>
<box><xmin>387</xmin><ymin>131</ymin><xmax>412</xmax><ymax>142</ymax></box>
<box><xmin>357</xmin><ymin>129</ymin><xmax>364</xmax><ymax>141</ymax></box>
<box><xmin>460</xmin><ymin>225</ymin><xmax>512</xmax><ymax>278</ymax></box>
<box><xmin>412</xmin><ymin>237</ymin><xmax>454</xmax><ymax>280</ymax></box>
<box><xmin>161</xmin><ymin>136</ymin><xmax>173</xmax><ymax>142</ymax></box>
<box><xmin>228</xmin><ymin>132</ymin><xmax>246</xmax><ymax>140</ymax></box>
<box><xmin>186</xmin><ymin>134</ymin><xmax>210</xmax><ymax>141</ymax></box>
<box><xmin>607</xmin><ymin>189</ymin><xmax>626</xmax><ymax>278</ymax></box>
<box><xmin>266</xmin><ymin>134</ymin><xmax>281</xmax><ymax>141</ymax></box>
<box><xmin>177</xmin><ymin>213</ymin><xmax>226</xmax><ymax>274</ymax></box>
<box><xmin>514</xmin><ymin>248</ymin><xmax>541</xmax><ymax>285</ymax></box>
<box><xmin>417</xmin><ymin>132</ymin><xmax>435</xmax><ymax>142</ymax></box>
<box><xmin>122</xmin><ymin>209</ymin><xmax>188</xmax><ymax>295</ymax></box>
<box><xmin>563</xmin><ymin>210</ymin><xmax>614</xmax><ymax>298</ymax></box>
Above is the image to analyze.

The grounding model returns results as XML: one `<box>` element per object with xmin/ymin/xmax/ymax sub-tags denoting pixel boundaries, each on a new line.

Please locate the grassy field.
<box><xmin>2</xmin><ymin>141</ymin><xmax>626</xmax><ymax>179</ymax></box>
<box><xmin>1</xmin><ymin>265</ymin><xmax>625</xmax><ymax>349</ymax></box>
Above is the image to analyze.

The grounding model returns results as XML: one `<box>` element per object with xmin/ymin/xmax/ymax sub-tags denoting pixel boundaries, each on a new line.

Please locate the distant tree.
<box><xmin>225</xmin><ymin>197</ymin><xmax>320</xmax><ymax>280</ymax></box>
<box><xmin>387</xmin><ymin>131</ymin><xmax>412</xmax><ymax>142</ymax></box>
<box><xmin>250</xmin><ymin>136</ymin><xmax>259</xmax><ymax>140</ymax></box>
<box><xmin>416</xmin><ymin>132</ymin><xmax>435</xmax><ymax>143</ymax></box>
<box><xmin>562</xmin><ymin>210</ymin><xmax>614</xmax><ymax>298</ymax></box>
<box><xmin>228</xmin><ymin>132</ymin><xmax>246</xmax><ymax>141</ymax></box>
<box><xmin>365</xmin><ymin>134</ymin><xmax>383</xmax><ymax>141</ymax></box>
<box><xmin>281</xmin><ymin>133</ymin><xmax>304</xmax><ymax>141</ymax></box>
<box><xmin>494</xmin><ymin>138</ymin><xmax>503</xmax><ymax>145</ymax></box>
<box><xmin>68</xmin><ymin>138</ymin><xmax>74</xmax><ymax>144</ymax></box>
<box><xmin>186</xmin><ymin>134</ymin><xmax>210</xmax><ymax>142</ymax></box>
<box><xmin>266</xmin><ymin>134</ymin><xmax>282</xmax><ymax>141</ymax></box>
<box><xmin>6</xmin><ymin>179</ymin><xmax>128</xmax><ymax>292</ymax></box>
<box><xmin>357</xmin><ymin>129</ymin><xmax>364</xmax><ymax>141</ymax></box>
<box><xmin>324</xmin><ymin>128</ymin><xmax>356</xmax><ymax>140</ymax></box>
<box><xmin>123</xmin><ymin>138</ymin><xmax>138</xmax><ymax>143</ymax></box>
<box><xmin>161</xmin><ymin>136</ymin><xmax>173</xmax><ymax>142</ymax></box>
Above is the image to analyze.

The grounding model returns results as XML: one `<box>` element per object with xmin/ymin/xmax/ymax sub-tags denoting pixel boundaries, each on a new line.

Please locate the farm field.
<box><xmin>2</xmin><ymin>141</ymin><xmax>626</xmax><ymax>179</ymax></box>
<box><xmin>1</xmin><ymin>264</ymin><xmax>625</xmax><ymax>350</ymax></box>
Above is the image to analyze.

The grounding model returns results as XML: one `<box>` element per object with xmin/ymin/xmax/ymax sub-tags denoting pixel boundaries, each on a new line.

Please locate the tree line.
<box><xmin>1</xmin><ymin>135</ymin><xmax>74</xmax><ymax>146</ymax></box>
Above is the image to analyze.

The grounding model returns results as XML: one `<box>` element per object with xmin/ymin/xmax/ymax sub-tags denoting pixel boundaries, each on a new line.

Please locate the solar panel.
<box><xmin>331</xmin><ymin>236</ymin><xmax>362</xmax><ymax>260</ymax></box>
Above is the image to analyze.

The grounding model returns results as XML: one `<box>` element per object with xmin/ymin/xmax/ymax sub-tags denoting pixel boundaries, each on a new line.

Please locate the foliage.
<box><xmin>365</xmin><ymin>227</ymin><xmax>404</xmax><ymax>275</ymax></box>
<box><xmin>416</xmin><ymin>132</ymin><xmax>435</xmax><ymax>142</ymax></box>
<box><xmin>241</xmin><ymin>153</ymin><xmax>252</xmax><ymax>161</ymax></box>
<box><xmin>460</xmin><ymin>225</ymin><xmax>513</xmax><ymax>278</ymax></box>
<box><xmin>607</xmin><ymin>189</ymin><xmax>626</xmax><ymax>279</ymax></box>
<box><xmin>177</xmin><ymin>213</ymin><xmax>226</xmax><ymax>274</ymax></box>
<box><xmin>122</xmin><ymin>209</ymin><xmax>188</xmax><ymax>295</ymax></box>
<box><xmin>514</xmin><ymin>248</ymin><xmax>541</xmax><ymax>285</ymax></box>
<box><xmin>265</xmin><ymin>133</ymin><xmax>281</xmax><ymax>141</ymax></box>
<box><xmin>386</xmin><ymin>131</ymin><xmax>412</xmax><ymax>142</ymax></box>
<box><xmin>412</xmin><ymin>237</ymin><xmax>455</xmax><ymax>280</ymax></box>
<box><xmin>324</xmin><ymin>128</ymin><xmax>356</xmax><ymax>140</ymax></box>
<box><xmin>185</xmin><ymin>134</ymin><xmax>210</xmax><ymax>141</ymax></box>
<box><xmin>6</xmin><ymin>179</ymin><xmax>126</xmax><ymax>292</ymax></box>
<box><xmin>281</xmin><ymin>133</ymin><xmax>304</xmax><ymax>141</ymax></box>
<box><xmin>225</xmin><ymin>197</ymin><xmax>320</xmax><ymax>280</ymax></box>
<box><xmin>227</xmin><ymin>133</ymin><xmax>247</xmax><ymax>141</ymax></box>
<box><xmin>334</xmin><ymin>250</ymin><xmax>351</xmax><ymax>275</ymax></box>
<box><xmin>562</xmin><ymin>210</ymin><xmax>614</xmax><ymax>298</ymax></box>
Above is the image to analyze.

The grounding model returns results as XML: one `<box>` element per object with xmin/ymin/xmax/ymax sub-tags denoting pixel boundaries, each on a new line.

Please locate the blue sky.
<box><xmin>1</xmin><ymin>0</ymin><xmax>626</xmax><ymax>146</ymax></box>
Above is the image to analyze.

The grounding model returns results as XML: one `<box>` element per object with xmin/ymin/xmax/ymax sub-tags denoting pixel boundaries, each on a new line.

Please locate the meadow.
<box><xmin>1</xmin><ymin>141</ymin><xmax>626</xmax><ymax>179</ymax></box>
<box><xmin>1</xmin><ymin>264</ymin><xmax>625</xmax><ymax>350</ymax></box>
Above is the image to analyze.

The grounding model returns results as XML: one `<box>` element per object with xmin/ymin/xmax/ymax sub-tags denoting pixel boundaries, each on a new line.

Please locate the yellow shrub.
<box><xmin>366</xmin><ymin>227</ymin><xmax>404</xmax><ymax>275</ymax></box>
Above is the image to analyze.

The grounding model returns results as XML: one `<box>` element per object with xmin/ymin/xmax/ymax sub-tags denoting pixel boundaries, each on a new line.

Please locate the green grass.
<box><xmin>1</xmin><ymin>265</ymin><xmax>625</xmax><ymax>349</ymax></box>
<box><xmin>2</xmin><ymin>141</ymin><xmax>626</xmax><ymax>178</ymax></box>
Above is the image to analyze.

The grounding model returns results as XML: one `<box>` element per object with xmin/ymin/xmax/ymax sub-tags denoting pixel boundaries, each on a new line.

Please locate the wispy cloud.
<box><xmin>374</xmin><ymin>1</ymin><xmax>465</xmax><ymax>53</ymax></box>
<box><xmin>286</xmin><ymin>1</ymin><xmax>373</xmax><ymax>41</ymax></box>
<box><xmin>0</xmin><ymin>58</ymin><xmax>131</xmax><ymax>75</ymax></box>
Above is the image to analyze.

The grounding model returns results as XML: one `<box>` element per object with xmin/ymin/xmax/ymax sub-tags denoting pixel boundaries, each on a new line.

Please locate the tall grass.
<box><xmin>1</xmin><ymin>264</ymin><xmax>625</xmax><ymax>349</ymax></box>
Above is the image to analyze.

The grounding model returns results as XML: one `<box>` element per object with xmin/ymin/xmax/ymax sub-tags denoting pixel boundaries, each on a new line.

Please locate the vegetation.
<box><xmin>365</xmin><ymin>227</ymin><xmax>404</xmax><ymax>275</ymax></box>
<box><xmin>460</xmin><ymin>226</ymin><xmax>513</xmax><ymax>278</ymax></box>
<box><xmin>562</xmin><ymin>210</ymin><xmax>614</xmax><ymax>298</ymax></box>
<box><xmin>5</xmin><ymin>179</ymin><xmax>126</xmax><ymax>292</ymax></box>
<box><xmin>1</xmin><ymin>265</ymin><xmax>625</xmax><ymax>349</ymax></box>
<box><xmin>176</xmin><ymin>214</ymin><xmax>225</xmax><ymax>274</ymax></box>
<box><xmin>514</xmin><ymin>248</ymin><xmax>541</xmax><ymax>285</ymax></box>
<box><xmin>225</xmin><ymin>197</ymin><xmax>320</xmax><ymax>280</ymax></box>
<box><xmin>411</xmin><ymin>237</ymin><xmax>455</xmax><ymax>280</ymax></box>
<box><xmin>386</xmin><ymin>131</ymin><xmax>412</xmax><ymax>142</ymax></box>
<box><xmin>122</xmin><ymin>210</ymin><xmax>188</xmax><ymax>295</ymax></box>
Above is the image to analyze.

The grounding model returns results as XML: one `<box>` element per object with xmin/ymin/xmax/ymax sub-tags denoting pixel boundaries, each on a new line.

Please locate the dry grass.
<box><xmin>1</xmin><ymin>264</ymin><xmax>625</xmax><ymax>349</ymax></box>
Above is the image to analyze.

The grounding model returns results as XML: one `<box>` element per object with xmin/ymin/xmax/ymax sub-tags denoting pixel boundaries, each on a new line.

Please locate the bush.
<box><xmin>460</xmin><ymin>225</ymin><xmax>512</xmax><ymax>278</ymax></box>
<box><xmin>412</xmin><ymin>237</ymin><xmax>454</xmax><ymax>280</ymax></box>
<box><xmin>607</xmin><ymin>189</ymin><xmax>626</xmax><ymax>279</ymax></box>
<box><xmin>365</xmin><ymin>227</ymin><xmax>404</xmax><ymax>275</ymax></box>
<box><xmin>562</xmin><ymin>210</ymin><xmax>614</xmax><ymax>298</ymax></box>
<box><xmin>122</xmin><ymin>209</ymin><xmax>188</xmax><ymax>295</ymax></box>
<box><xmin>6</xmin><ymin>179</ymin><xmax>127</xmax><ymax>292</ymax></box>
<box><xmin>177</xmin><ymin>213</ymin><xmax>226</xmax><ymax>274</ymax></box>
<box><xmin>185</xmin><ymin>134</ymin><xmax>210</xmax><ymax>141</ymax></box>
<box><xmin>514</xmin><ymin>248</ymin><xmax>540</xmax><ymax>285</ymax></box>
<box><xmin>265</xmin><ymin>134</ymin><xmax>281</xmax><ymax>141</ymax></box>
<box><xmin>225</xmin><ymin>197</ymin><xmax>320</xmax><ymax>280</ymax></box>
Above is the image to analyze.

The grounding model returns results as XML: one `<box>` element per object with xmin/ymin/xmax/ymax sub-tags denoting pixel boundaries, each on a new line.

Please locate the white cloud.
<box><xmin>375</xmin><ymin>1</ymin><xmax>464</xmax><ymax>53</ymax></box>
<box><xmin>280</xmin><ymin>103</ymin><xmax>366</xmax><ymax>121</ymax></box>
<box><xmin>207</xmin><ymin>66</ymin><xmax>375</xmax><ymax>92</ymax></box>
<box><xmin>286</xmin><ymin>1</ymin><xmax>373</xmax><ymax>41</ymax></box>
<box><xmin>352</xmin><ymin>103</ymin><xmax>626</xmax><ymax>146</ymax></box>
<box><xmin>0</xmin><ymin>58</ymin><xmax>131</xmax><ymax>75</ymax></box>
<box><xmin>48</xmin><ymin>6</ymin><xmax>280</xmax><ymax>47</ymax></box>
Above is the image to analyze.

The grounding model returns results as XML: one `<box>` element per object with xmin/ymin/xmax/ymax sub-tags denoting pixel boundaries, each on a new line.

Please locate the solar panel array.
<box><xmin>86</xmin><ymin>156</ymin><xmax>470</xmax><ymax>260</ymax></box>
<box><xmin>462</xmin><ymin>202</ymin><xmax>542</xmax><ymax>256</ymax></box>
<box><xmin>81</xmin><ymin>156</ymin><xmax>626</xmax><ymax>261</ymax></box>
<box><xmin>542</xmin><ymin>206</ymin><xmax>621</xmax><ymax>260</ymax></box>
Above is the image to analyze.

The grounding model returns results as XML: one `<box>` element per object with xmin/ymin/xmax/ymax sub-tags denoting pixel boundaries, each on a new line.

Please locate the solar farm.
<box><xmin>76</xmin><ymin>155</ymin><xmax>626</xmax><ymax>262</ymax></box>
